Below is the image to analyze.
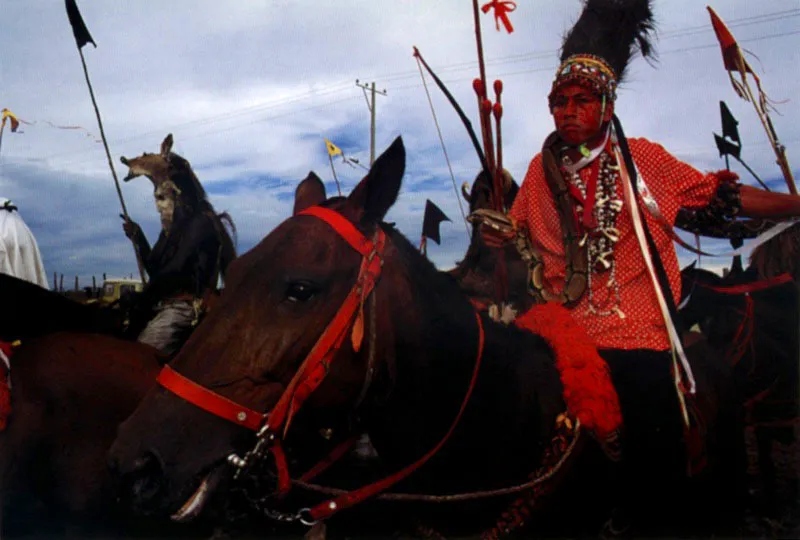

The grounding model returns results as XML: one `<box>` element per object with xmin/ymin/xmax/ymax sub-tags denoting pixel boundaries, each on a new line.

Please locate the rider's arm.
<box><xmin>122</xmin><ymin>218</ymin><xmax>153</xmax><ymax>268</ymax></box>
<box><xmin>739</xmin><ymin>185</ymin><xmax>800</xmax><ymax>219</ymax></box>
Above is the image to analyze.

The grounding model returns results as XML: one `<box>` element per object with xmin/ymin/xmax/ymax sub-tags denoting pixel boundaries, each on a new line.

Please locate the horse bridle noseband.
<box><xmin>156</xmin><ymin>205</ymin><xmax>486</xmax><ymax>524</ymax></box>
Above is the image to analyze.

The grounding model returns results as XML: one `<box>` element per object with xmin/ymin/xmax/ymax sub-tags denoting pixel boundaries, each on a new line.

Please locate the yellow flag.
<box><xmin>324</xmin><ymin>137</ymin><xmax>342</xmax><ymax>157</ymax></box>
<box><xmin>1</xmin><ymin>109</ymin><xmax>20</xmax><ymax>132</ymax></box>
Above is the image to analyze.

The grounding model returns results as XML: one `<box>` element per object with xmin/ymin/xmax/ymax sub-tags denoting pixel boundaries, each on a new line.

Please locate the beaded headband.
<box><xmin>548</xmin><ymin>54</ymin><xmax>618</xmax><ymax>108</ymax></box>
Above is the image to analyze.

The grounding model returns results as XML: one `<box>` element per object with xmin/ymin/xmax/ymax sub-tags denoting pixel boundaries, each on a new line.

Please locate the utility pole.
<box><xmin>355</xmin><ymin>80</ymin><xmax>387</xmax><ymax>165</ymax></box>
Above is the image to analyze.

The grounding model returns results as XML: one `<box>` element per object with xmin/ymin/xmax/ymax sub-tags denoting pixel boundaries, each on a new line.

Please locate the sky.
<box><xmin>0</xmin><ymin>0</ymin><xmax>798</xmax><ymax>289</ymax></box>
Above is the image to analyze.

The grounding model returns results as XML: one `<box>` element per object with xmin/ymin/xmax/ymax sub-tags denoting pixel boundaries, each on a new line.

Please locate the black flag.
<box><xmin>714</xmin><ymin>133</ymin><xmax>741</xmax><ymax>160</ymax></box>
<box><xmin>719</xmin><ymin>101</ymin><xmax>740</xmax><ymax>145</ymax></box>
<box><xmin>421</xmin><ymin>200</ymin><xmax>450</xmax><ymax>246</ymax></box>
<box><xmin>65</xmin><ymin>0</ymin><xmax>97</xmax><ymax>49</ymax></box>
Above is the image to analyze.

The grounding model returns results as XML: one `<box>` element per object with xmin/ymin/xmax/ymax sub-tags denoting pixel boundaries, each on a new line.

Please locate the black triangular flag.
<box><xmin>421</xmin><ymin>200</ymin><xmax>450</xmax><ymax>245</ymax></box>
<box><xmin>65</xmin><ymin>0</ymin><xmax>97</xmax><ymax>49</ymax></box>
<box><xmin>719</xmin><ymin>101</ymin><xmax>740</xmax><ymax>145</ymax></box>
<box><xmin>714</xmin><ymin>133</ymin><xmax>741</xmax><ymax>160</ymax></box>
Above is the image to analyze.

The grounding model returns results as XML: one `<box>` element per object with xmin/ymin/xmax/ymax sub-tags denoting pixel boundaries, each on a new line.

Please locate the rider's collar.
<box><xmin>561</xmin><ymin>126</ymin><xmax>611</xmax><ymax>174</ymax></box>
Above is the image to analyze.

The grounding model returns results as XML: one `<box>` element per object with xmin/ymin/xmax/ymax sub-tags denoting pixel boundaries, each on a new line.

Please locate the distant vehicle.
<box><xmin>86</xmin><ymin>278</ymin><xmax>144</xmax><ymax>305</ymax></box>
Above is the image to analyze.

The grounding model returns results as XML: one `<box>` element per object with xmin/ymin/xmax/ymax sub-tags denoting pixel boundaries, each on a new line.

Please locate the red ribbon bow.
<box><xmin>481</xmin><ymin>0</ymin><xmax>516</xmax><ymax>34</ymax></box>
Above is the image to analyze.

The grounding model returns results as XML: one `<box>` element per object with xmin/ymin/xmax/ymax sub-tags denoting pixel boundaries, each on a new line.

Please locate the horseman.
<box><xmin>482</xmin><ymin>0</ymin><xmax>800</xmax><ymax>534</ymax></box>
<box><xmin>121</xmin><ymin>134</ymin><xmax>236</xmax><ymax>358</ymax></box>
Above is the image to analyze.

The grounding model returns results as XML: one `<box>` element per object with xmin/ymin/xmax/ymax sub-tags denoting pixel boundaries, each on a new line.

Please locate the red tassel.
<box><xmin>515</xmin><ymin>303</ymin><xmax>622</xmax><ymax>440</ymax></box>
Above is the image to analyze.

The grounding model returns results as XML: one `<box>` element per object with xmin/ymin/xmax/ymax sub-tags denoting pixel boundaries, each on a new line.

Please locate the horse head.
<box><xmin>450</xmin><ymin>169</ymin><xmax>532</xmax><ymax>312</ymax></box>
<box><xmin>109</xmin><ymin>137</ymin><xmax>562</xmax><ymax>529</ymax></box>
<box><xmin>461</xmin><ymin>168</ymin><xmax>518</xmax><ymax>215</ymax></box>
<box><xmin>108</xmin><ymin>137</ymin><xmax>423</xmax><ymax>520</ymax></box>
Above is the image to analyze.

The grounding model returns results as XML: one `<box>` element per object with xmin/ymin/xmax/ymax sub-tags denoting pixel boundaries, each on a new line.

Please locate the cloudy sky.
<box><xmin>0</xmin><ymin>0</ymin><xmax>798</xmax><ymax>288</ymax></box>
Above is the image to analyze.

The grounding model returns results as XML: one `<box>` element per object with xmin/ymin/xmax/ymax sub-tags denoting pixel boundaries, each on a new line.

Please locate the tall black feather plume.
<box><xmin>560</xmin><ymin>0</ymin><xmax>656</xmax><ymax>83</ymax></box>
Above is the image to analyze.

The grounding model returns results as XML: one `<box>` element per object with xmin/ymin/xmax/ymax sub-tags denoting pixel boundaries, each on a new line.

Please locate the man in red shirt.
<box><xmin>483</xmin><ymin>0</ymin><xmax>800</xmax><ymax>535</ymax></box>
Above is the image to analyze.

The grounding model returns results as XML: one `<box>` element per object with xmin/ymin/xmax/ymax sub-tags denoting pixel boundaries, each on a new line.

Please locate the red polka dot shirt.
<box><xmin>510</xmin><ymin>138</ymin><xmax>720</xmax><ymax>351</ymax></box>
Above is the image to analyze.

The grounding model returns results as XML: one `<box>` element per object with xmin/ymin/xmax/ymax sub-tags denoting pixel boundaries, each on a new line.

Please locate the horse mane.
<box><xmin>749</xmin><ymin>222</ymin><xmax>800</xmax><ymax>281</ymax></box>
<box><xmin>167</xmin><ymin>152</ymin><xmax>238</xmax><ymax>279</ymax></box>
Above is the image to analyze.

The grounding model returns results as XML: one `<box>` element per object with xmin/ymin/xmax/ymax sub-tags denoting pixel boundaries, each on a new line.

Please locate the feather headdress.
<box><xmin>549</xmin><ymin>0</ymin><xmax>656</xmax><ymax>106</ymax></box>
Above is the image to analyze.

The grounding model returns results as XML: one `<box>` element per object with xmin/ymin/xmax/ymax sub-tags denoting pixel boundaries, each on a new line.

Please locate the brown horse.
<box><xmin>0</xmin><ymin>332</ymin><xmax>163</xmax><ymax>537</ymax></box>
<box><xmin>0</xmin><ymin>281</ymin><xmax>225</xmax><ymax>538</ymax></box>
<box><xmin>108</xmin><ymin>138</ymin><xmax>742</xmax><ymax>537</ymax></box>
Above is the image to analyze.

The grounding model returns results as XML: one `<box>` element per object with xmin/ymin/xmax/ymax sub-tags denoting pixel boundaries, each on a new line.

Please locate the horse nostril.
<box><xmin>120</xmin><ymin>451</ymin><xmax>165</xmax><ymax>510</ymax></box>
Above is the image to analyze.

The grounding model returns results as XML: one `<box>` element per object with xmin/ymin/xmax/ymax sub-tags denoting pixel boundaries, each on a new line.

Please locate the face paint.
<box><xmin>551</xmin><ymin>82</ymin><xmax>610</xmax><ymax>147</ymax></box>
<box><xmin>154</xmin><ymin>181</ymin><xmax>179</xmax><ymax>231</ymax></box>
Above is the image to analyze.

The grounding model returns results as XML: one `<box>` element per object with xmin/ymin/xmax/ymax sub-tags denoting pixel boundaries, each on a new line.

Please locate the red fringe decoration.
<box><xmin>515</xmin><ymin>303</ymin><xmax>622</xmax><ymax>440</ymax></box>
<box><xmin>727</xmin><ymin>296</ymin><xmax>755</xmax><ymax>367</ymax></box>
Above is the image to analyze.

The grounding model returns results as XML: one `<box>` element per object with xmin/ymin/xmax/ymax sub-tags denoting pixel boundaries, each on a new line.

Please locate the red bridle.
<box><xmin>158</xmin><ymin>206</ymin><xmax>385</xmax><ymax>478</ymax></box>
<box><xmin>156</xmin><ymin>205</ymin><xmax>485</xmax><ymax>524</ymax></box>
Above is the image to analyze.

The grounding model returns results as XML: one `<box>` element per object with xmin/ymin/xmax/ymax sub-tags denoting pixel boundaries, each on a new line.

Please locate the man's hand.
<box><xmin>480</xmin><ymin>223</ymin><xmax>516</xmax><ymax>247</ymax></box>
<box><xmin>121</xmin><ymin>215</ymin><xmax>143</xmax><ymax>241</ymax></box>
<box><xmin>468</xmin><ymin>209</ymin><xmax>517</xmax><ymax>248</ymax></box>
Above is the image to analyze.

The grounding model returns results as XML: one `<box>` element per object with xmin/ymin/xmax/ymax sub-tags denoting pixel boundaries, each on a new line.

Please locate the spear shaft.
<box><xmin>75</xmin><ymin>47</ymin><xmax>147</xmax><ymax>283</ymax></box>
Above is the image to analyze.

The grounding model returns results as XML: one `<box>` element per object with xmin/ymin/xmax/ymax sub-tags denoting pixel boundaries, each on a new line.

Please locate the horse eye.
<box><xmin>286</xmin><ymin>282</ymin><xmax>316</xmax><ymax>303</ymax></box>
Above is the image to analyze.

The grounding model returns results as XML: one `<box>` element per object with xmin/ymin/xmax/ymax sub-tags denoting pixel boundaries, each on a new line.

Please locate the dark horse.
<box><xmin>109</xmin><ymin>138</ymin><xmax>741</xmax><ymax>537</ymax></box>
<box><xmin>680</xmin><ymin>226</ymin><xmax>800</xmax><ymax>517</ymax></box>
<box><xmin>448</xmin><ymin>169</ymin><xmax>532</xmax><ymax>313</ymax></box>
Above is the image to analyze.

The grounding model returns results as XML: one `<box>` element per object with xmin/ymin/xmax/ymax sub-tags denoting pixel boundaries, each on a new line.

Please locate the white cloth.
<box><xmin>0</xmin><ymin>198</ymin><xmax>48</xmax><ymax>288</ymax></box>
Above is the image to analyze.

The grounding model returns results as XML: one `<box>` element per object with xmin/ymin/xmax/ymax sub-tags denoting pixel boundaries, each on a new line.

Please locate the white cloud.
<box><xmin>0</xmin><ymin>0</ymin><xmax>797</xmax><ymax>285</ymax></box>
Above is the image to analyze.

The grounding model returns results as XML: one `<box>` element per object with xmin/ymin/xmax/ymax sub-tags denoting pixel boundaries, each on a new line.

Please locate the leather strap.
<box><xmin>307</xmin><ymin>311</ymin><xmax>486</xmax><ymax>521</ymax></box>
<box><xmin>298</xmin><ymin>207</ymin><xmax>375</xmax><ymax>256</ymax></box>
<box><xmin>698</xmin><ymin>272</ymin><xmax>793</xmax><ymax>295</ymax></box>
<box><xmin>538</xmin><ymin>134</ymin><xmax>589</xmax><ymax>306</ymax></box>
<box><xmin>157</xmin><ymin>366</ymin><xmax>264</xmax><ymax>431</ymax></box>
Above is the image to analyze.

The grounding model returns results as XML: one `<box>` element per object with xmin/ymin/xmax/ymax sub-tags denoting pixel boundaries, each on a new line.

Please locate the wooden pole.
<box><xmin>328</xmin><ymin>154</ymin><xmax>342</xmax><ymax>196</ymax></box>
<box><xmin>740</xmin><ymin>78</ymin><xmax>797</xmax><ymax>194</ymax></box>
<box><xmin>75</xmin><ymin>47</ymin><xmax>148</xmax><ymax>282</ymax></box>
<box><xmin>355</xmin><ymin>80</ymin><xmax>387</xmax><ymax>166</ymax></box>
<box><xmin>0</xmin><ymin>119</ymin><xmax>6</xmax><ymax>162</ymax></box>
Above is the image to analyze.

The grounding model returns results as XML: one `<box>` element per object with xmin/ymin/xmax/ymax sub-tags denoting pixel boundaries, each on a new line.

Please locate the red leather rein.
<box><xmin>156</xmin><ymin>206</ymin><xmax>486</xmax><ymax>523</ymax></box>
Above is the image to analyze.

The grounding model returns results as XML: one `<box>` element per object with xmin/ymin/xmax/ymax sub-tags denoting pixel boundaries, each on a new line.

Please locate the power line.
<box><xmin>30</xmin><ymin>11</ymin><xmax>800</xmax><ymax>165</ymax></box>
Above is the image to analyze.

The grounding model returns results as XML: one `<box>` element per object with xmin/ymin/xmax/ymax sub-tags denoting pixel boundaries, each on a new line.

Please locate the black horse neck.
<box><xmin>361</xmin><ymin>228</ymin><xmax>563</xmax><ymax>491</ymax></box>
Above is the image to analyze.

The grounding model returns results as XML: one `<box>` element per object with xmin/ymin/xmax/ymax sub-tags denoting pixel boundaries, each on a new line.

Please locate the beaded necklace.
<box><xmin>561</xmin><ymin>146</ymin><xmax>626</xmax><ymax>318</ymax></box>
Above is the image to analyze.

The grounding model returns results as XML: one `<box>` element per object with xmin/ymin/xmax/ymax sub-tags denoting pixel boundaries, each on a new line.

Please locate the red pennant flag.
<box><xmin>707</xmin><ymin>6</ymin><xmax>752</xmax><ymax>75</ymax></box>
<box><xmin>706</xmin><ymin>5</ymin><xmax>772</xmax><ymax>110</ymax></box>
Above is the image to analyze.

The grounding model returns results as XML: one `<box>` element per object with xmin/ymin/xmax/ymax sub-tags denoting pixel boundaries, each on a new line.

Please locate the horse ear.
<box><xmin>160</xmin><ymin>134</ymin><xmax>174</xmax><ymax>158</ymax></box>
<box><xmin>348</xmin><ymin>136</ymin><xmax>405</xmax><ymax>224</ymax></box>
<box><xmin>293</xmin><ymin>172</ymin><xmax>327</xmax><ymax>215</ymax></box>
